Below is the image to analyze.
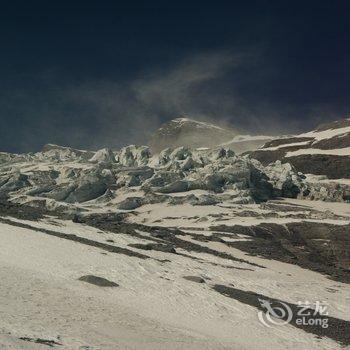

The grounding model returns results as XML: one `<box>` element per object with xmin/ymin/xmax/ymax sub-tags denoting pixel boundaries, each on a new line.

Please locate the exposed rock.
<box><xmin>116</xmin><ymin>197</ymin><xmax>143</xmax><ymax>210</ymax></box>
<box><xmin>220</xmin><ymin>221</ymin><xmax>350</xmax><ymax>283</ymax></box>
<box><xmin>183</xmin><ymin>276</ymin><xmax>206</xmax><ymax>283</ymax></box>
<box><xmin>78</xmin><ymin>275</ymin><xmax>119</xmax><ymax>287</ymax></box>
<box><xmin>261</xmin><ymin>137</ymin><xmax>313</xmax><ymax>149</ymax></box>
<box><xmin>249</xmin><ymin>118</ymin><xmax>350</xmax><ymax>179</ymax></box>
<box><xmin>129</xmin><ymin>243</ymin><xmax>176</xmax><ymax>253</ymax></box>
<box><xmin>286</xmin><ymin>154</ymin><xmax>350</xmax><ymax>179</ymax></box>
<box><xmin>0</xmin><ymin>172</ymin><xmax>30</xmax><ymax>194</ymax></box>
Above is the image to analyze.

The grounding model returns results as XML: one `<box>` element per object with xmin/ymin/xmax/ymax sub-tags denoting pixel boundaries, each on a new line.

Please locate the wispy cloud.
<box><xmin>0</xmin><ymin>49</ymin><xmax>346</xmax><ymax>153</ymax></box>
<box><xmin>18</xmin><ymin>51</ymin><xmax>241</xmax><ymax>151</ymax></box>
<box><xmin>133</xmin><ymin>51</ymin><xmax>238</xmax><ymax>114</ymax></box>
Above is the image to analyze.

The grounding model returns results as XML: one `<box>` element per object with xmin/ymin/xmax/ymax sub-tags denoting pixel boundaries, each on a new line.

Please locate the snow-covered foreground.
<box><xmin>0</xmin><ymin>208</ymin><xmax>349</xmax><ymax>349</ymax></box>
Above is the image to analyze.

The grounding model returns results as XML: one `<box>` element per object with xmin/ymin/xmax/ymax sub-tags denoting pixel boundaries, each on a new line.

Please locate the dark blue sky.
<box><xmin>2</xmin><ymin>1</ymin><xmax>350</xmax><ymax>152</ymax></box>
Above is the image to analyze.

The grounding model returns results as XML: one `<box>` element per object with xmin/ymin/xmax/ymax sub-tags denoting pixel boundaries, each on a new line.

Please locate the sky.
<box><xmin>1</xmin><ymin>1</ymin><xmax>350</xmax><ymax>152</ymax></box>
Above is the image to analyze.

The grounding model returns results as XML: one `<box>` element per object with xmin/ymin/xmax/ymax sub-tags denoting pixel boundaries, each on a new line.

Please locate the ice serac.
<box><xmin>117</xmin><ymin>145</ymin><xmax>151</xmax><ymax>167</ymax></box>
<box><xmin>1</xmin><ymin>119</ymin><xmax>350</xmax><ymax>214</ymax></box>
<box><xmin>1</xmin><ymin>139</ymin><xmax>349</xmax><ymax>216</ymax></box>
<box><xmin>89</xmin><ymin>148</ymin><xmax>116</xmax><ymax>163</ymax></box>
<box><xmin>42</xmin><ymin>143</ymin><xmax>95</xmax><ymax>161</ymax></box>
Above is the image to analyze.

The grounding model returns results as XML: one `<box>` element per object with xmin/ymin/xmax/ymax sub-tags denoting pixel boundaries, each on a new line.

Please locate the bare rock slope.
<box><xmin>249</xmin><ymin>118</ymin><xmax>350</xmax><ymax>179</ymax></box>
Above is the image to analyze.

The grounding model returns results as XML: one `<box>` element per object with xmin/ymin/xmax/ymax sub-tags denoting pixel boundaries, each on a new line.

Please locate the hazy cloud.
<box><xmin>1</xmin><ymin>50</ymin><xmax>347</xmax><ymax>153</ymax></box>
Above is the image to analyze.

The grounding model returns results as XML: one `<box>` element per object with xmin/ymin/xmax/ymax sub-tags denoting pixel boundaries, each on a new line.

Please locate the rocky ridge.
<box><xmin>249</xmin><ymin>118</ymin><xmax>350</xmax><ymax>179</ymax></box>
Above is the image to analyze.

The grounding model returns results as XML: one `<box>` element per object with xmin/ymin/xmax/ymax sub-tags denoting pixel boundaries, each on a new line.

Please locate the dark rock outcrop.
<box><xmin>78</xmin><ymin>275</ymin><xmax>119</xmax><ymax>287</ymax></box>
<box><xmin>249</xmin><ymin>118</ymin><xmax>350</xmax><ymax>179</ymax></box>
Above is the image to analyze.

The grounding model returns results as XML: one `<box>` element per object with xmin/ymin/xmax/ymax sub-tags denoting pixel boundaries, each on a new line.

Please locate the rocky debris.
<box><xmin>183</xmin><ymin>275</ymin><xmax>206</xmax><ymax>283</ymax></box>
<box><xmin>211</xmin><ymin>221</ymin><xmax>350</xmax><ymax>283</ymax></box>
<box><xmin>78</xmin><ymin>275</ymin><xmax>119</xmax><ymax>287</ymax></box>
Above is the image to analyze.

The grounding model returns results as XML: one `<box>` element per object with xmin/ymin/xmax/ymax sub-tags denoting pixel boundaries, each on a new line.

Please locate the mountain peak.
<box><xmin>149</xmin><ymin>117</ymin><xmax>236</xmax><ymax>152</ymax></box>
<box><xmin>169</xmin><ymin>116</ymin><xmax>233</xmax><ymax>132</ymax></box>
<box><xmin>172</xmin><ymin>116</ymin><xmax>191</xmax><ymax>122</ymax></box>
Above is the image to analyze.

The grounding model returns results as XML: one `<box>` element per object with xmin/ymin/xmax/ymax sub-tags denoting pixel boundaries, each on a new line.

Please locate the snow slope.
<box><xmin>0</xmin><ymin>214</ymin><xmax>349</xmax><ymax>349</ymax></box>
